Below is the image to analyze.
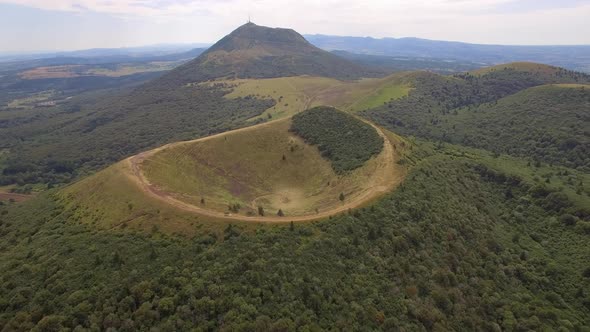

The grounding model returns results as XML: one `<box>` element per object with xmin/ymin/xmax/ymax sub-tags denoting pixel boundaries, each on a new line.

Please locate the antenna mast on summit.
<box><xmin>248</xmin><ymin>14</ymin><xmax>251</xmax><ymax>23</ymax></box>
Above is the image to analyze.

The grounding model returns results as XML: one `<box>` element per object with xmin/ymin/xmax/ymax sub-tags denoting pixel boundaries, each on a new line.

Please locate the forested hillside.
<box><xmin>418</xmin><ymin>85</ymin><xmax>588</xmax><ymax>170</ymax></box>
<box><xmin>0</xmin><ymin>85</ymin><xmax>273</xmax><ymax>186</ymax></box>
<box><xmin>0</xmin><ymin>142</ymin><xmax>588</xmax><ymax>330</ymax></box>
<box><xmin>365</xmin><ymin>64</ymin><xmax>590</xmax><ymax>170</ymax></box>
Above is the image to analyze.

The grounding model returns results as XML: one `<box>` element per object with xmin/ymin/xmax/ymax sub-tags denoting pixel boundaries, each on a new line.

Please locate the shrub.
<box><xmin>560</xmin><ymin>214</ymin><xmax>577</xmax><ymax>226</ymax></box>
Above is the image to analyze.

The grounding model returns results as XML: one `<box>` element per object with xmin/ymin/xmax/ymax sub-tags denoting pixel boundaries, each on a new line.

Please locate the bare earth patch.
<box><xmin>0</xmin><ymin>192</ymin><xmax>34</xmax><ymax>203</ymax></box>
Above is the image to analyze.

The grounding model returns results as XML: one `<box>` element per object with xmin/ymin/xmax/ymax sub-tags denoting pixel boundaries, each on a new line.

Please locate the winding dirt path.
<box><xmin>123</xmin><ymin>116</ymin><xmax>404</xmax><ymax>223</ymax></box>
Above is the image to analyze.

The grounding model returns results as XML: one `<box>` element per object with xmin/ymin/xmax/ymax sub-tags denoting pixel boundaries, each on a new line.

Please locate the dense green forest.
<box><xmin>290</xmin><ymin>106</ymin><xmax>383</xmax><ymax>173</ymax></box>
<box><xmin>365</xmin><ymin>66</ymin><xmax>590</xmax><ymax>168</ymax></box>
<box><xmin>422</xmin><ymin>85</ymin><xmax>588</xmax><ymax>171</ymax></box>
<box><xmin>0</xmin><ymin>84</ymin><xmax>273</xmax><ymax>186</ymax></box>
<box><xmin>1</xmin><ymin>142</ymin><xmax>588</xmax><ymax>331</ymax></box>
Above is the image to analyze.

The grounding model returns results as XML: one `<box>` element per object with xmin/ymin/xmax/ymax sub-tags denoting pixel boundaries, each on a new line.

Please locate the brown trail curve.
<box><xmin>124</xmin><ymin>116</ymin><xmax>404</xmax><ymax>223</ymax></box>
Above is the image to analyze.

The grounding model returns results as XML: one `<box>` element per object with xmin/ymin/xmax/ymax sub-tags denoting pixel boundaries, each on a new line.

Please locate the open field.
<box><xmin>18</xmin><ymin>61</ymin><xmax>181</xmax><ymax>79</ymax></box>
<box><xmin>0</xmin><ymin>192</ymin><xmax>34</xmax><ymax>203</ymax></box>
<box><xmin>311</xmin><ymin>74</ymin><xmax>412</xmax><ymax>112</ymax></box>
<box><xmin>347</xmin><ymin>82</ymin><xmax>410</xmax><ymax>111</ymax></box>
<box><xmin>85</xmin><ymin>61</ymin><xmax>181</xmax><ymax>77</ymax></box>
<box><xmin>219</xmin><ymin>76</ymin><xmax>342</xmax><ymax>120</ymax></box>
<box><xmin>205</xmin><ymin>73</ymin><xmax>412</xmax><ymax>121</ymax></box>
<box><xmin>19</xmin><ymin>65</ymin><xmax>85</xmax><ymax>79</ymax></box>
<box><xmin>0</xmin><ymin>187</ymin><xmax>34</xmax><ymax>202</ymax></box>
<box><xmin>550</xmin><ymin>83</ymin><xmax>590</xmax><ymax>88</ymax></box>
<box><xmin>6</xmin><ymin>90</ymin><xmax>56</xmax><ymax>109</ymax></box>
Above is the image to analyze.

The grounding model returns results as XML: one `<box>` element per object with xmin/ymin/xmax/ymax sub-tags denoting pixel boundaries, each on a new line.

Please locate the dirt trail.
<box><xmin>124</xmin><ymin>116</ymin><xmax>404</xmax><ymax>223</ymax></box>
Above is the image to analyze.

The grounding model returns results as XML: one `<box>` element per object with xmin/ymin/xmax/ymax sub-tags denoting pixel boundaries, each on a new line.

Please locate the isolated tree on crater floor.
<box><xmin>258</xmin><ymin>206</ymin><xmax>265</xmax><ymax>216</ymax></box>
<box><xmin>200</xmin><ymin>197</ymin><xmax>205</xmax><ymax>205</ymax></box>
<box><xmin>339</xmin><ymin>192</ymin><xmax>345</xmax><ymax>201</ymax></box>
<box><xmin>277</xmin><ymin>209</ymin><xmax>284</xmax><ymax>217</ymax></box>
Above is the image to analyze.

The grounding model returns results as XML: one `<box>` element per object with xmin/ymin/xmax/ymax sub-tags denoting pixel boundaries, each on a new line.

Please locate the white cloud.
<box><xmin>1</xmin><ymin>0</ymin><xmax>589</xmax><ymax>48</ymax></box>
<box><xmin>0</xmin><ymin>0</ymin><xmax>535</xmax><ymax>19</ymax></box>
<box><xmin>0</xmin><ymin>0</ymin><xmax>209</xmax><ymax>17</ymax></box>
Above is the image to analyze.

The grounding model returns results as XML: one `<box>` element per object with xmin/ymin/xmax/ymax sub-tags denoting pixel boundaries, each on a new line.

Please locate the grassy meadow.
<box><xmin>312</xmin><ymin>74</ymin><xmax>412</xmax><ymax>112</ymax></box>
<box><xmin>141</xmin><ymin>117</ymin><xmax>402</xmax><ymax>218</ymax></box>
<box><xmin>210</xmin><ymin>73</ymin><xmax>412</xmax><ymax>122</ymax></box>
<box><xmin>57</xmin><ymin>159</ymin><xmax>245</xmax><ymax>236</ymax></box>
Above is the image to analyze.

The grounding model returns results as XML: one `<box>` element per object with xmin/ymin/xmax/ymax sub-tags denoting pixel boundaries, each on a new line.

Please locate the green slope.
<box><xmin>437</xmin><ymin>84</ymin><xmax>589</xmax><ymax>170</ymax></box>
<box><xmin>365</xmin><ymin>64</ymin><xmax>590</xmax><ymax>168</ymax></box>
<box><xmin>369</xmin><ymin>83</ymin><xmax>590</xmax><ymax>170</ymax></box>
<box><xmin>1</xmin><ymin>142</ymin><xmax>588</xmax><ymax>330</ymax></box>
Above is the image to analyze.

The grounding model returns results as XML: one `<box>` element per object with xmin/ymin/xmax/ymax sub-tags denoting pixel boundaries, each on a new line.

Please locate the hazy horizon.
<box><xmin>1</xmin><ymin>0</ymin><xmax>590</xmax><ymax>53</ymax></box>
<box><xmin>4</xmin><ymin>31</ymin><xmax>590</xmax><ymax>57</ymax></box>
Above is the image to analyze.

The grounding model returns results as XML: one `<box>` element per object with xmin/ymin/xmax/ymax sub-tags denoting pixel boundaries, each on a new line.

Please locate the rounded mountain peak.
<box><xmin>150</xmin><ymin>23</ymin><xmax>376</xmax><ymax>85</ymax></box>
<box><xmin>206</xmin><ymin>22</ymin><xmax>311</xmax><ymax>53</ymax></box>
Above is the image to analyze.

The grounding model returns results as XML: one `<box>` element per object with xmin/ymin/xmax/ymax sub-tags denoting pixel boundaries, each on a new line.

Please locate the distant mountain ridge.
<box><xmin>0</xmin><ymin>48</ymin><xmax>206</xmax><ymax>73</ymax></box>
<box><xmin>154</xmin><ymin>23</ymin><xmax>378</xmax><ymax>86</ymax></box>
<box><xmin>306</xmin><ymin>34</ymin><xmax>590</xmax><ymax>72</ymax></box>
<box><xmin>0</xmin><ymin>44</ymin><xmax>210</xmax><ymax>62</ymax></box>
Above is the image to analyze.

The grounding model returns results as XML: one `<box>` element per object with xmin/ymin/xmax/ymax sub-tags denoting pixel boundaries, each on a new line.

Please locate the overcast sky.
<box><xmin>1</xmin><ymin>0</ymin><xmax>589</xmax><ymax>53</ymax></box>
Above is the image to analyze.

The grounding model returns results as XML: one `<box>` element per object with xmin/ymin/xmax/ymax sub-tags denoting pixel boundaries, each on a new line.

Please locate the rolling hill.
<box><xmin>425</xmin><ymin>84</ymin><xmax>589</xmax><ymax>170</ymax></box>
<box><xmin>364</xmin><ymin>63</ymin><xmax>590</xmax><ymax>172</ymax></box>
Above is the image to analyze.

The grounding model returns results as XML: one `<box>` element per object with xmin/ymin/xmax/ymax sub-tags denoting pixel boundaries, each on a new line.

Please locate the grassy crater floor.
<box><xmin>140</xmin><ymin>118</ymin><xmax>402</xmax><ymax>219</ymax></box>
